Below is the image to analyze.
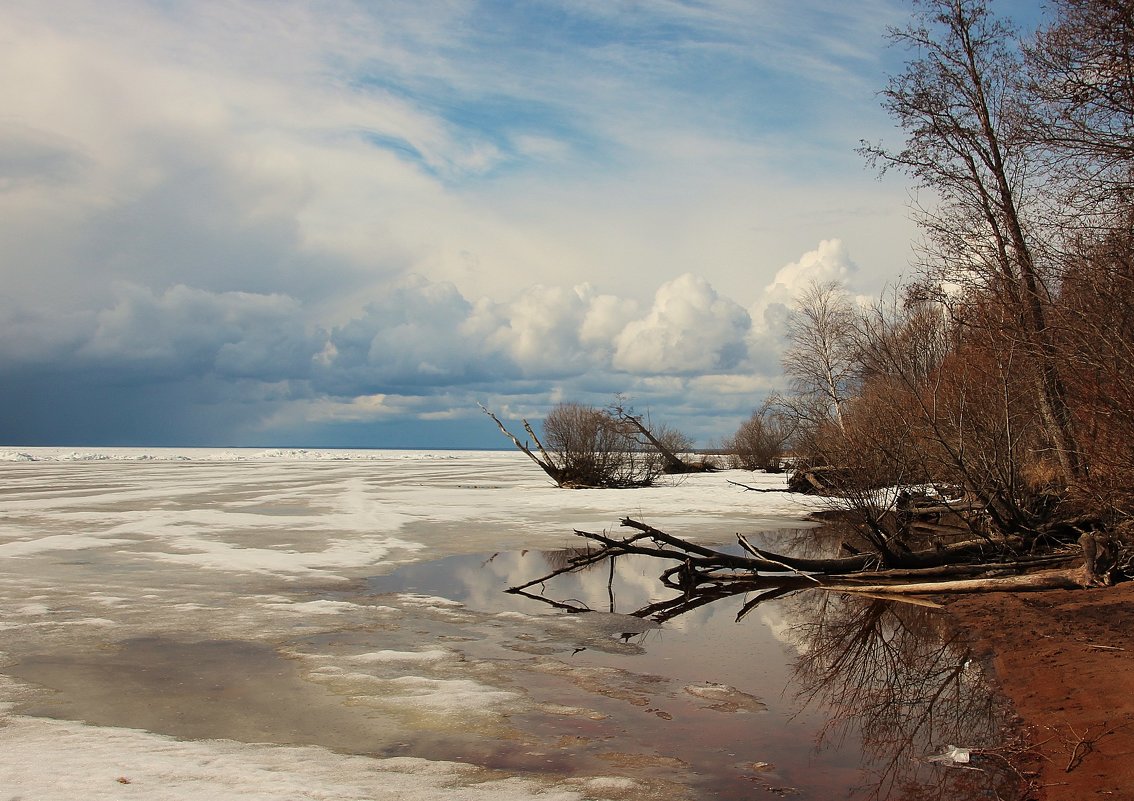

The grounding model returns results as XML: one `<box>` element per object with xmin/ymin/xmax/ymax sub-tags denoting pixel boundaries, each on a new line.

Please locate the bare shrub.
<box><xmin>540</xmin><ymin>402</ymin><xmax>663</xmax><ymax>488</ymax></box>
<box><xmin>725</xmin><ymin>403</ymin><xmax>795</xmax><ymax>472</ymax></box>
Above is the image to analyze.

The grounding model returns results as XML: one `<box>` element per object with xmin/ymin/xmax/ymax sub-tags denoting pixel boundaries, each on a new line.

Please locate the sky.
<box><xmin>0</xmin><ymin>0</ymin><xmax>1047</xmax><ymax>448</ymax></box>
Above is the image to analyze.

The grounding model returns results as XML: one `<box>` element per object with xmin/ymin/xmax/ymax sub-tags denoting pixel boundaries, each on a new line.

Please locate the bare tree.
<box><xmin>607</xmin><ymin>400</ymin><xmax>708</xmax><ymax>474</ymax></box>
<box><xmin>852</xmin><ymin>288</ymin><xmax>1054</xmax><ymax>538</ymax></box>
<box><xmin>1026</xmin><ymin>0</ymin><xmax>1134</xmax><ymax>223</ymax></box>
<box><xmin>1053</xmin><ymin>231</ymin><xmax>1134</xmax><ymax>519</ymax></box>
<box><xmin>781</xmin><ymin>279</ymin><xmax>859</xmax><ymax>433</ymax></box>
<box><xmin>1023</xmin><ymin>0</ymin><xmax>1134</xmax><ymax>519</ymax></box>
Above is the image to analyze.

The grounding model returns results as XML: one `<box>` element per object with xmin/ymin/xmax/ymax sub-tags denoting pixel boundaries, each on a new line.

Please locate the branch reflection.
<box><xmin>510</xmin><ymin>547</ymin><xmax>1022</xmax><ymax>800</ymax></box>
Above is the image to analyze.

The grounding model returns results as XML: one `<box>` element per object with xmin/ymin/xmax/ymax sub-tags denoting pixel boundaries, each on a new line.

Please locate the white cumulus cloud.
<box><xmin>613</xmin><ymin>274</ymin><xmax>751</xmax><ymax>374</ymax></box>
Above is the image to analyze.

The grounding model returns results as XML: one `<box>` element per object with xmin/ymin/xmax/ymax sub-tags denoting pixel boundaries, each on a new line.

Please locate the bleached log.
<box><xmin>822</xmin><ymin>568</ymin><xmax>1086</xmax><ymax>595</ymax></box>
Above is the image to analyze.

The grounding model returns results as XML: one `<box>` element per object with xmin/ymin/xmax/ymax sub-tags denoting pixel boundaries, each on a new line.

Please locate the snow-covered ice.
<box><xmin>0</xmin><ymin>448</ymin><xmax>827</xmax><ymax>800</ymax></box>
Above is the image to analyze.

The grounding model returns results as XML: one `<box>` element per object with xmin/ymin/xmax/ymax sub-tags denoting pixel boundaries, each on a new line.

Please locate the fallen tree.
<box><xmin>506</xmin><ymin>516</ymin><xmax>1127</xmax><ymax>622</ymax></box>
<box><xmin>608</xmin><ymin>402</ymin><xmax>716</xmax><ymax>475</ymax></box>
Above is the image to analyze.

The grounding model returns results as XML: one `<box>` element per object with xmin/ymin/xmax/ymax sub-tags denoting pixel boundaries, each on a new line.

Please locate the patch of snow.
<box><xmin>349</xmin><ymin>649</ymin><xmax>455</xmax><ymax>664</ymax></box>
<box><xmin>381</xmin><ymin>676</ymin><xmax>520</xmax><ymax>712</ymax></box>
<box><xmin>0</xmin><ymin>715</ymin><xmax>598</xmax><ymax>801</ymax></box>
<box><xmin>260</xmin><ymin>600</ymin><xmax>366</xmax><ymax>614</ymax></box>
<box><xmin>150</xmin><ymin>536</ymin><xmax>424</xmax><ymax>580</ymax></box>
<box><xmin>0</xmin><ymin>450</ymin><xmax>37</xmax><ymax>461</ymax></box>
<box><xmin>395</xmin><ymin>594</ymin><xmax>466</xmax><ymax>608</ymax></box>
<box><xmin>683</xmin><ymin>682</ymin><xmax>767</xmax><ymax>713</ymax></box>
<box><xmin>0</xmin><ymin>535</ymin><xmax>134</xmax><ymax>557</ymax></box>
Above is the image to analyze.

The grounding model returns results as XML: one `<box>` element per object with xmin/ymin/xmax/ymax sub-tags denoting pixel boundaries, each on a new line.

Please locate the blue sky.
<box><xmin>0</xmin><ymin>0</ymin><xmax>1046</xmax><ymax>448</ymax></box>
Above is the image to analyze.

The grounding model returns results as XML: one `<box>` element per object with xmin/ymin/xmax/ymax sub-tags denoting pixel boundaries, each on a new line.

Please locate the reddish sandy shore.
<box><xmin>945</xmin><ymin>584</ymin><xmax>1134</xmax><ymax>800</ymax></box>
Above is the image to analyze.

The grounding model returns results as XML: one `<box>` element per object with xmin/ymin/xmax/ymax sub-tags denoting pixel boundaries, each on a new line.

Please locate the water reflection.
<box><xmin>782</xmin><ymin>592</ymin><xmax>1014</xmax><ymax>800</ymax></box>
<box><xmin>371</xmin><ymin>545</ymin><xmax>1021</xmax><ymax>800</ymax></box>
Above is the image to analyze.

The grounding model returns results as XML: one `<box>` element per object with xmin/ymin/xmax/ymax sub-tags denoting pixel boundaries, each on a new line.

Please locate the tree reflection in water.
<box><xmin>515</xmin><ymin>544</ymin><xmax>1024</xmax><ymax>800</ymax></box>
<box><xmin>782</xmin><ymin>592</ymin><xmax>1018</xmax><ymax>800</ymax></box>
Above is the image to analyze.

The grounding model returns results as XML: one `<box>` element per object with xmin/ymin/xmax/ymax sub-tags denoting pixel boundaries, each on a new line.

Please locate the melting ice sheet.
<box><xmin>0</xmin><ymin>449</ymin><xmax>1001</xmax><ymax>800</ymax></box>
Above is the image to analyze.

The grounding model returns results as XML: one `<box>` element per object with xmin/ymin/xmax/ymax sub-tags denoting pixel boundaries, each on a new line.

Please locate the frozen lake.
<box><xmin>0</xmin><ymin>449</ymin><xmax>1011</xmax><ymax>799</ymax></box>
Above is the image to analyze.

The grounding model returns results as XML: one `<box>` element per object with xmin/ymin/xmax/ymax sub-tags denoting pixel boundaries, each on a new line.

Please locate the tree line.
<box><xmin>751</xmin><ymin>0</ymin><xmax>1134</xmax><ymax>566</ymax></box>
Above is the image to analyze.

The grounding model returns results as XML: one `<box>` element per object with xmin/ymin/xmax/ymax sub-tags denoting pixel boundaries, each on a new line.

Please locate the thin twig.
<box><xmin>727</xmin><ymin>479</ymin><xmax>791</xmax><ymax>493</ymax></box>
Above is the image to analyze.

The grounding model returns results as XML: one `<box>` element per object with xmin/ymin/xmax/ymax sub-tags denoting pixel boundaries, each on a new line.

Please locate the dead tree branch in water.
<box><xmin>505</xmin><ymin>517</ymin><xmax>1094</xmax><ymax>621</ymax></box>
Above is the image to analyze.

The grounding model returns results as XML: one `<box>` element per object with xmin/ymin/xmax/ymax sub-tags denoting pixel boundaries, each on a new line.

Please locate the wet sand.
<box><xmin>946</xmin><ymin>584</ymin><xmax>1134</xmax><ymax>800</ymax></box>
